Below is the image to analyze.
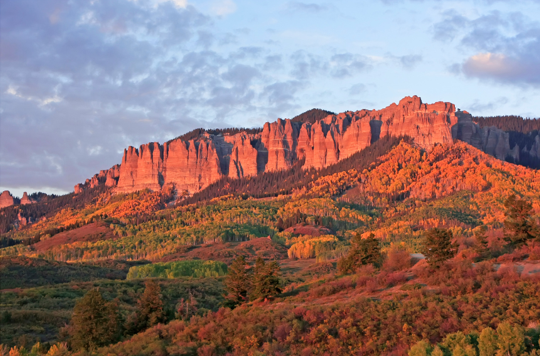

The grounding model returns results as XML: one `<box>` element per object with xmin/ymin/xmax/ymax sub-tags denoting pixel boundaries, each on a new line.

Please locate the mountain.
<box><xmin>1</xmin><ymin>97</ymin><xmax>540</xmax><ymax>354</ymax></box>
<box><xmin>74</xmin><ymin>95</ymin><xmax>538</xmax><ymax>197</ymax></box>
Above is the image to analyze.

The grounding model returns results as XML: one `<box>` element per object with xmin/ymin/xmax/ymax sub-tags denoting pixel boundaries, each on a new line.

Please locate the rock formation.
<box><xmin>74</xmin><ymin>164</ymin><xmax>120</xmax><ymax>194</ymax></box>
<box><xmin>76</xmin><ymin>95</ymin><xmax>529</xmax><ymax>195</ymax></box>
<box><xmin>20</xmin><ymin>192</ymin><xmax>35</xmax><ymax>205</ymax></box>
<box><xmin>0</xmin><ymin>190</ymin><xmax>15</xmax><ymax>209</ymax></box>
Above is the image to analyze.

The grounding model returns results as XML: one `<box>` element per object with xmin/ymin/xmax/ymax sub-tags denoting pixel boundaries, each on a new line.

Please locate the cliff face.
<box><xmin>76</xmin><ymin>95</ymin><xmax>526</xmax><ymax>195</ymax></box>
<box><xmin>20</xmin><ymin>192</ymin><xmax>35</xmax><ymax>205</ymax></box>
<box><xmin>115</xmin><ymin>139</ymin><xmax>223</xmax><ymax>194</ymax></box>
<box><xmin>0</xmin><ymin>191</ymin><xmax>15</xmax><ymax>209</ymax></box>
<box><xmin>74</xmin><ymin>164</ymin><xmax>120</xmax><ymax>193</ymax></box>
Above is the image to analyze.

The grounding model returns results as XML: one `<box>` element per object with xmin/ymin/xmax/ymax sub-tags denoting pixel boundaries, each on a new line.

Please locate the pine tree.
<box><xmin>69</xmin><ymin>289</ymin><xmax>122</xmax><ymax>351</ymax></box>
<box><xmin>251</xmin><ymin>257</ymin><xmax>266</xmax><ymax>301</ymax></box>
<box><xmin>474</xmin><ymin>225</ymin><xmax>490</xmax><ymax>257</ymax></box>
<box><xmin>223</xmin><ymin>256</ymin><xmax>251</xmax><ymax>308</ymax></box>
<box><xmin>422</xmin><ymin>228</ymin><xmax>458</xmax><ymax>268</ymax></box>
<box><xmin>504</xmin><ymin>195</ymin><xmax>540</xmax><ymax>247</ymax></box>
<box><xmin>130</xmin><ymin>280</ymin><xmax>166</xmax><ymax>333</ymax></box>
<box><xmin>338</xmin><ymin>232</ymin><xmax>382</xmax><ymax>274</ymax></box>
<box><xmin>251</xmin><ymin>258</ymin><xmax>282</xmax><ymax>301</ymax></box>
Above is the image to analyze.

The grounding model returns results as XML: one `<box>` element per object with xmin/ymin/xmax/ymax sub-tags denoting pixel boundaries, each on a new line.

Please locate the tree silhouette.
<box><xmin>129</xmin><ymin>280</ymin><xmax>166</xmax><ymax>333</ymax></box>
<box><xmin>422</xmin><ymin>228</ymin><xmax>458</xmax><ymax>268</ymax></box>
<box><xmin>69</xmin><ymin>289</ymin><xmax>122</xmax><ymax>351</ymax></box>
<box><xmin>504</xmin><ymin>195</ymin><xmax>539</xmax><ymax>247</ymax></box>
<box><xmin>251</xmin><ymin>257</ymin><xmax>282</xmax><ymax>301</ymax></box>
<box><xmin>338</xmin><ymin>232</ymin><xmax>381</xmax><ymax>274</ymax></box>
<box><xmin>474</xmin><ymin>225</ymin><xmax>490</xmax><ymax>258</ymax></box>
<box><xmin>223</xmin><ymin>256</ymin><xmax>251</xmax><ymax>308</ymax></box>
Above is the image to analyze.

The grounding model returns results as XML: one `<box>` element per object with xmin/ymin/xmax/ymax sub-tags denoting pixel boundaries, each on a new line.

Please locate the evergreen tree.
<box><xmin>338</xmin><ymin>233</ymin><xmax>382</xmax><ymax>274</ymax></box>
<box><xmin>130</xmin><ymin>280</ymin><xmax>166</xmax><ymax>333</ymax></box>
<box><xmin>251</xmin><ymin>257</ymin><xmax>266</xmax><ymax>301</ymax></box>
<box><xmin>251</xmin><ymin>257</ymin><xmax>282</xmax><ymax>301</ymax></box>
<box><xmin>504</xmin><ymin>195</ymin><xmax>540</xmax><ymax>247</ymax></box>
<box><xmin>422</xmin><ymin>228</ymin><xmax>458</xmax><ymax>268</ymax></box>
<box><xmin>223</xmin><ymin>256</ymin><xmax>251</xmax><ymax>308</ymax></box>
<box><xmin>474</xmin><ymin>225</ymin><xmax>490</xmax><ymax>257</ymax></box>
<box><xmin>69</xmin><ymin>289</ymin><xmax>122</xmax><ymax>351</ymax></box>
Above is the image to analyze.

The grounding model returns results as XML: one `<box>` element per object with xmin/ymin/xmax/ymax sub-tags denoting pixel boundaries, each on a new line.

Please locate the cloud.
<box><xmin>329</xmin><ymin>53</ymin><xmax>371</xmax><ymax>78</ymax></box>
<box><xmin>461</xmin><ymin>52</ymin><xmax>540</xmax><ymax>85</ymax></box>
<box><xmin>0</xmin><ymin>0</ymin><xmax>387</xmax><ymax>194</ymax></box>
<box><xmin>348</xmin><ymin>83</ymin><xmax>367</xmax><ymax>96</ymax></box>
<box><xmin>285</xmin><ymin>2</ymin><xmax>328</xmax><ymax>13</ymax></box>
<box><xmin>398</xmin><ymin>54</ymin><xmax>423</xmax><ymax>69</ymax></box>
<box><xmin>210</xmin><ymin>0</ymin><xmax>237</xmax><ymax>16</ymax></box>
<box><xmin>432</xmin><ymin>10</ymin><xmax>540</xmax><ymax>86</ymax></box>
<box><xmin>467</xmin><ymin>96</ymin><xmax>509</xmax><ymax>113</ymax></box>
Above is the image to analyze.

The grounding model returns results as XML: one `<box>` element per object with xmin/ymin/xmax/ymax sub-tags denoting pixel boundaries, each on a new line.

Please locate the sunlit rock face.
<box><xmin>20</xmin><ymin>192</ymin><xmax>35</xmax><ymax>205</ymax></box>
<box><xmin>0</xmin><ymin>191</ymin><xmax>15</xmax><ymax>209</ymax></box>
<box><xmin>77</xmin><ymin>95</ymin><xmax>522</xmax><ymax>195</ymax></box>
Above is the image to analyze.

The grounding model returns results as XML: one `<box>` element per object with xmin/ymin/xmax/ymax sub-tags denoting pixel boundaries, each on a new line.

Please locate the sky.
<box><xmin>1</xmin><ymin>0</ymin><xmax>540</xmax><ymax>198</ymax></box>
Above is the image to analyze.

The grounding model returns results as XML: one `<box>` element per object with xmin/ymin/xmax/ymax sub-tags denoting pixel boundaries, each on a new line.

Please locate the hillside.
<box><xmin>1</xmin><ymin>100</ymin><xmax>540</xmax><ymax>355</ymax></box>
<box><xmin>70</xmin><ymin>96</ymin><xmax>540</xmax><ymax>199</ymax></box>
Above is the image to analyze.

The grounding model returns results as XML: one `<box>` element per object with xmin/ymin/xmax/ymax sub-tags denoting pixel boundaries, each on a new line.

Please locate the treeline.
<box><xmin>291</xmin><ymin>108</ymin><xmax>335</xmax><ymax>124</ymax></box>
<box><xmin>169</xmin><ymin>127</ymin><xmax>263</xmax><ymax>143</ymax></box>
<box><xmin>473</xmin><ymin>115</ymin><xmax>540</xmax><ymax>133</ymax></box>
<box><xmin>0</xmin><ymin>185</ymin><xmax>108</xmax><ymax>234</ymax></box>
<box><xmin>126</xmin><ymin>260</ymin><xmax>228</xmax><ymax>280</ymax></box>
<box><xmin>181</xmin><ymin>135</ymin><xmax>406</xmax><ymax>205</ymax></box>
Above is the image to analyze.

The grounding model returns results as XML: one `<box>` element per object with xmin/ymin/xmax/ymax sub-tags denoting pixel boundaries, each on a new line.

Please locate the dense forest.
<box><xmin>1</xmin><ymin>126</ymin><xmax>540</xmax><ymax>355</ymax></box>
<box><xmin>182</xmin><ymin>135</ymin><xmax>406</xmax><ymax>205</ymax></box>
<box><xmin>168</xmin><ymin>127</ymin><xmax>263</xmax><ymax>143</ymax></box>
<box><xmin>473</xmin><ymin>115</ymin><xmax>540</xmax><ymax>133</ymax></box>
<box><xmin>291</xmin><ymin>108</ymin><xmax>336</xmax><ymax>123</ymax></box>
<box><xmin>0</xmin><ymin>185</ymin><xmax>108</xmax><ymax>234</ymax></box>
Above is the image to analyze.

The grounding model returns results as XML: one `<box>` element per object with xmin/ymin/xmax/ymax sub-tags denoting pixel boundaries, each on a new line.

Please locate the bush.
<box><xmin>126</xmin><ymin>260</ymin><xmax>228</xmax><ymax>279</ymax></box>
<box><xmin>383</xmin><ymin>247</ymin><xmax>412</xmax><ymax>272</ymax></box>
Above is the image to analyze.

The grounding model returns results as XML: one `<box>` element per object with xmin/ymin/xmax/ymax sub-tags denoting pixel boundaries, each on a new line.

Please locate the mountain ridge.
<box><xmin>72</xmin><ymin>96</ymin><xmax>540</xmax><ymax>197</ymax></box>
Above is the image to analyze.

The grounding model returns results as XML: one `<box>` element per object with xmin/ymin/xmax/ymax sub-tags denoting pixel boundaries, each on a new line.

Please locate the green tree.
<box><xmin>479</xmin><ymin>327</ymin><xmax>498</xmax><ymax>356</ymax></box>
<box><xmin>422</xmin><ymin>228</ymin><xmax>458</xmax><ymax>268</ymax></box>
<box><xmin>251</xmin><ymin>257</ymin><xmax>282</xmax><ymax>301</ymax></box>
<box><xmin>496</xmin><ymin>322</ymin><xmax>525</xmax><ymax>356</ymax></box>
<box><xmin>504</xmin><ymin>195</ymin><xmax>539</xmax><ymax>247</ymax></box>
<box><xmin>131</xmin><ymin>280</ymin><xmax>166</xmax><ymax>333</ymax></box>
<box><xmin>338</xmin><ymin>233</ymin><xmax>382</xmax><ymax>274</ymax></box>
<box><xmin>474</xmin><ymin>225</ymin><xmax>490</xmax><ymax>257</ymax></box>
<box><xmin>69</xmin><ymin>289</ymin><xmax>122</xmax><ymax>351</ymax></box>
<box><xmin>224</xmin><ymin>256</ymin><xmax>252</xmax><ymax>308</ymax></box>
<box><xmin>431</xmin><ymin>346</ymin><xmax>444</xmax><ymax>356</ymax></box>
<box><xmin>408</xmin><ymin>340</ymin><xmax>432</xmax><ymax>356</ymax></box>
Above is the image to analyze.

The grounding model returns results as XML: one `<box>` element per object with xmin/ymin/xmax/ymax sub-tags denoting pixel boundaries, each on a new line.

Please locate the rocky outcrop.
<box><xmin>227</xmin><ymin>133</ymin><xmax>260</xmax><ymax>179</ymax></box>
<box><xmin>74</xmin><ymin>164</ymin><xmax>120</xmax><ymax>194</ymax></box>
<box><xmin>0</xmin><ymin>191</ymin><xmax>15</xmax><ymax>209</ymax></box>
<box><xmin>20</xmin><ymin>192</ymin><xmax>35</xmax><ymax>205</ymax></box>
<box><xmin>115</xmin><ymin>139</ymin><xmax>223</xmax><ymax>194</ymax></box>
<box><xmin>77</xmin><ymin>95</ymin><xmax>528</xmax><ymax>195</ymax></box>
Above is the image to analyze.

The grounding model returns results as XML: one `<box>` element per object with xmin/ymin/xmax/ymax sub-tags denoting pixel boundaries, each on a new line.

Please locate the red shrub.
<box><xmin>383</xmin><ymin>248</ymin><xmax>412</xmax><ymax>272</ymax></box>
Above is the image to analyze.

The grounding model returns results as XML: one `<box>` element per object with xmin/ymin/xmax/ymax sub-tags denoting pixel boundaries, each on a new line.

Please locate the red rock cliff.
<box><xmin>0</xmin><ymin>190</ymin><xmax>15</xmax><ymax>209</ymax></box>
<box><xmin>77</xmin><ymin>95</ymin><xmax>517</xmax><ymax>195</ymax></box>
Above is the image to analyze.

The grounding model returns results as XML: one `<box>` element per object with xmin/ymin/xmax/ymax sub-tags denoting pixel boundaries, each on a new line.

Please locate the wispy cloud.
<box><xmin>210</xmin><ymin>0</ymin><xmax>237</xmax><ymax>16</ymax></box>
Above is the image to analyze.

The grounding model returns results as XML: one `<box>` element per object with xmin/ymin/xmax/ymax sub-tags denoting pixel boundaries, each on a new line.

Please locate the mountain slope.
<box><xmin>73</xmin><ymin>95</ymin><xmax>537</xmax><ymax>197</ymax></box>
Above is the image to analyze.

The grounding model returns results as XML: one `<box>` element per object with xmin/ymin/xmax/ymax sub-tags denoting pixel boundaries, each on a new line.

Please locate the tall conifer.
<box><xmin>224</xmin><ymin>256</ymin><xmax>251</xmax><ymax>308</ymax></box>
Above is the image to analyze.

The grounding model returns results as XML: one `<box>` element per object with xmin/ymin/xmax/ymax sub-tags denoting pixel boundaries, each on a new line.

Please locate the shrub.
<box><xmin>383</xmin><ymin>247</ymin><xmax>412</xmax><ymax>272</ymax></box>
<box><xmin>126</xmin><ymin>260</ymin><xmax>227</xmax><ymax>279</ymax></box>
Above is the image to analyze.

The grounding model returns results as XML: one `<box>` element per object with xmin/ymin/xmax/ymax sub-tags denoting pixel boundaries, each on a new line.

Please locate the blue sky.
<box><xmin>1</xmin><ymin>0</ymin><xmax>539</xmax><ymax>197</ymax></box>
